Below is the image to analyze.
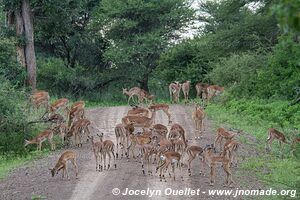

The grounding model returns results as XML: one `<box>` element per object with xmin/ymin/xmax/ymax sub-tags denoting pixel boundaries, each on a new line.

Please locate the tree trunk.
<box><xmin>15</xmin><ymin>10</ymin><xmax>26</xmax><ymax>68</ymax></box>
<box><xmin>138</xmin><ymin>74</ymin><xmax>149</xmax><ymax>92</ymax></box>
<box><xmin>21</xmin><ymin>0</ymin><xmax>37</xmax><ymax>92</ymax></box>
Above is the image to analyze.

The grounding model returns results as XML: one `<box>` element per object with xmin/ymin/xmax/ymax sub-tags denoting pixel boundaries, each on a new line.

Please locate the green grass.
<box><xmin>0</xmin><ymin>150</ymin><xmax>50</xmax><ymax>179</ymax></box>
<box><xmin>205</xmin><ymin>100</ymin><xmax>300</xmax><ymax>199</ymax></box>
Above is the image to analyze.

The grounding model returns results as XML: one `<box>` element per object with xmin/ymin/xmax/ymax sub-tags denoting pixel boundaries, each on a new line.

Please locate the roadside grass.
<box><xmin>205</xmin><ymin>101</ymin><xmax>300</xmax><ymax>199</ymax></box>
<box><xmin>0</xmin><ymin>150</ymin><xmax>50</xmax><ymax>180</ymax></box>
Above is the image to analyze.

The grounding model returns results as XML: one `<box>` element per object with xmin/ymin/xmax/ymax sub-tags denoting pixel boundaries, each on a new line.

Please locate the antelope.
<box><xmin>182</xmin><ymin>81</ymin><xmax>191</xmax><ymax>104</ymax></box>
<box><xmin>214</xmin><ymin>128</ymin><xmax>239</xmax><ymax>150</ymax></box>
<box><xmin>127</xmin><ymin>106</ymin><xmax>150</xmax><ymax>117</ymax></box>
<box><xmin>30</xmin><ymin>90</ymin><xmax>50</xmax><ymax>110</ymax></box>
<box><xmin>68</xmin><ymin>119</ymin><xmax>91</xmax><ymax>147</ymax></box>
<box><xmin>173</xmin><ymin>138</ymin><xmax>185</xmax><ymax>156</ymax></box>
<box><xmin>156</xmin><ymin>151</ymin><xmax>183</xmax><ymax>182</ymax></box>
<box><xmin>141</xmin><ymin>144</ymin><xmax>158</xmax><ymax>175</ymax></box>
<box><xmin>150</xmin><ymin>124</ymin><xmax>168</xmax><ymax>140</ymax></box>
<box><xmin>122</xmin><ymin>108</ymin><xmax>156</xmax><ymax>128</ymax></box>
<box><xmin>49</xmin><ymin>98</ymin><xmax>69</xmax><ymax>114</ymax></box>
<box><xmin>70</xmin><ymin>101</ymin><xmax>85</xmax><ymax>110</ymax></box>
<box><xmin>115</xmin><ymin>123</ymin><xmax>129</xmax><ymax>158</ymax></box>
<box><xmin>89</xmin><ymin>135</ymin><xmax>104</xmax><ymax>171</ymax></box>
<box><xmin>49</xmin><ymin>151</ymin><xmax>78</xmax><ymax>180</ymax></box>
<box><xmin>123</xmin><ymin>87</ymin><xmax>152</xmax><ymax>104</ymax></box>
<box><xmin>127</xmin><ymin>130</ymin><xmax>152</xmax><ymax>159</ymax></box>
<box><xmin>203</xmin><ymin>145</ymin><xmax>234</xmax><ymax>187</ymax></box>
<box><xmin>222</xmin><ymin>140</ymin><xmax>240</xmax><ymax>167</ymax></box>
<box><xmin>266</xmin><ymin>128</ymin><xmax>289</xmax><ymax>154</ymax></box>
<box><xmin>68</xmin><ymin>106</ymin><xmax>85</xmax><ymax>127</ymax></box>
<box><xmin>207</xmin><ymin>85</ymin><xmax>224</xmax><ymax>101</ymax></box>
<box><xmin>169</xmin><ymin>82</ymin><xmax>181</xmax><ymax>103</ymax></box>
<box><xmin>169</xmin><ymin>123</ymin><xmax>187</xmax><ymax>148</ymax></box>
<box><xmin>47</xmin><ymin>113</ymin><xmax>65</xmax><ymax>124</ymax></box>
<box><xmin>97</xmin><ymin>133</ymin><xmax>117</xmax><ymax>170</ymax></box>
<box><xmin>186</xmin><ymin>145</ymin><xmax>205</xmax><ymax>176</ymax></box>
<box><xmin>51</xmin><ymin>123</ymin><xmax>68</xmax><ymax>145</ymax></box>
<box><xmin>195</xmin><ymin>83</ymin><xmax>209</xmax><ymax>100</ymax></box>
<box><xmin>140</xmin><ymin>89</ymin><xmax>155</xmax><ymax>104</ymax></box>
<box><xmin>148</xmin><ymin>104</ymin><xmax>172</xmax><ymax>124</ymax></box>
<box><xmin>192</xmin><ymin>105</ymin><xmax>206</xmax><ymax>139</ymax></box>
<box><xmin>24</xmin><ymin>129</ymin><xmax>55</xmax><ymax>151</ymax></box>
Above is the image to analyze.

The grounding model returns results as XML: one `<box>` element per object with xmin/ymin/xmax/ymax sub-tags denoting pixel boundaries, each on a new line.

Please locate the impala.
<box><xmin>214</xmin><ymin>128</ymin><xmax>240</xmax><ymax>150</ymax></box>
<box><xmin>207</xmin><ymin>85</ymin><xmax>224</xmax><ymax>101</ymax></box>
<box><xmin>266</xmin><ymin>128</ymin><xmax>289</xmax><ymax>153</ymax></box>
<box><xmin>68</xmin><ymin>106</ymin><xmax>85</xmax><ymax>127</ymax></box>
<box><xmin>123</xmin><ymin>87</ymin><xmax>153</xmax><ymax>104</ymax></box>
<box><xmin>169</xmin><ymin>123</ymin><xmax>187</xmax><ymax>148</ymax></box>
<box><xmin>195</xmin><ymin>83</ymin><xmax>209</xmax><ymax>100</ymax></box>
<box><xmin>127</xmin><ymin>106</ymin><xmax>150</xmax><ymax>117</ymax></box>
<box><xmin>150</xmin><ymin>124</ymin><xmax>168</xmax><ymax>140</ymax></box>
<box><xmin>97</xmin><ymin>133</ymin><xmax>117</xmax><ymax>170</ymax></box>
<box><xmin>68</xmin><ymin>119</ymin><xmax>91</xmax><ymax>147</ymax></box>
<box><xmin>203</xmin><ymin>145</ymin><xmax>234</xmax><ymax>187</ymax></box>
<box><xmin>115</xmin><ymin>123</ymin><xmax>129</xmax><ymax>158</ymax></box>
<box><xmin>70</xmin><ymin>101</ymin><xmax>85</xmax><ymax>110</ymax></box>
<box><xmin>49</xmin><ymin>98</ymin><xmax>69</xmax><ymax>114</ymax></box>
<box><xmin>127</xmin><ymin>130</ymin><xmax>152</xmax><ymax>159</ymax></box>
<box><xmin>122</xmin><ymin>108</ymin><xmax>156</xmax><ymax>128</ymax></box>
<box><xmin>182</xmin><ymin>81</ymin><xmax>191</xmax><ymax>104</ymax></box>
<box><xmin>156</xmin><ymin>151</ymin><xmax>183</xmax><ymax>182</ymax></box>
<box><xmin>148</xmin><ymin>104</ymin><xmax>172</xmax><ymax>124</ymax></box>
<box><xmin>141</xmin><ymin>144</ymin><xmax>158</xmax><ymax>175</ymax></box>
<box><xmin>51</xmin><ymin>123</ymin><xmax>68</xmax><ymax>145</ymax></box>
<box><xmin>89</xmin><ymin>135</ymin><xmax>104</xmax><ymax>171</ymax></box>
<box><xmin>169</xmin><ymin>82</ymin><xmax>181</xmax><ymax>103</ymax></box>
<box><xmin>30</xmin><ymin>90</ymin><xmax>50</xmax><ymax>110</ymax></box>
<box><xmin>192</xmin><ymin>105</ymin><xmax>205</xmax><ymax>139</ymax></box>
<box><xmin>49</xmin><ymin>150</ymin><xmax>78</xmax><ymax>179</ymax></box>
<box><xmin>24</xmin><ymin>129</ymin><xmax>55</xmax><ymax>151</ymax></box>
<box><xmin>222</xmin><ymin>140</ymin><xmax>240</xmax><ymax>167</ymax></box>
<box><xmin>186</xmin><ymin>145</ymin><xmax>205</xmax><ymax>176</ymax></box>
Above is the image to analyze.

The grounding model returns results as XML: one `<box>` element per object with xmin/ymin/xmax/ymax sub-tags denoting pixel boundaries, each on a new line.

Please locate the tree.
<box><xmin>4</xmin><ymin>0</ymin><xmax>37</xmax><ymax>91</ymax></box>
<box><xmin>92</xmin><ymin>0</ymin><xmax>194</xmax><ymax>91</ymax></box>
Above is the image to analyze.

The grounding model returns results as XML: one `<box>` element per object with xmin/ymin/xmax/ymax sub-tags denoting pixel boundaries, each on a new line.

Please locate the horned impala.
<box><xmin>49</xmin><ymin>150</ymin><xmax>78</xmax><ymax>180</ymax></box>
<box><xmin>148</xmin><ymin>104</ymin><xmax>172</xmax><ymax>124</ymax></box>
<box><xmin>182</xmin><ymin>81</ymin><xmax>191</xmax><ymax>104</ymax></box>
<box><xmin>203</xmin><ymin>145</ymin><xmax>234</xmax><ymax>187</ymax></box>
<box><xmin>24</xmin><ymin>129</ymin><xmax>55</xmax><ymax>151</ymax></box>
<box><xmin>169</xmin><ymin>81</ymin><xmax>181</xmax><ymax>103</ymax></box>
<box><xmin>192</xmin><ymin>105</ymin><xmax>205</xmax><ymax>139</ymax></box>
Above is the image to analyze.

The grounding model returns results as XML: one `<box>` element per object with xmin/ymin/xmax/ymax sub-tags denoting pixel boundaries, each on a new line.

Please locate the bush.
<box><xmin>0</xmin><ymin>76</ymin><xmax>31</xmax><ymax>156</ymax></box>
<box><xmin>0</xmin><ymin>37</ymin><xmax>26</xmax><ymax>87</ymax></box>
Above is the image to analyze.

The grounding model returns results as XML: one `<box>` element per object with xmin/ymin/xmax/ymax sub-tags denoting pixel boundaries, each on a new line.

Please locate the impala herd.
<box><xmin>24</xmin><ymin>82</ymin><xmax>299</xmax><ymax>188</ymax></box>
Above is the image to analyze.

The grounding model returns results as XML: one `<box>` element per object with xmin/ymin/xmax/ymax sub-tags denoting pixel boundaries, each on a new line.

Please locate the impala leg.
<box><xmin>210</xmin><ymin>164</ymin><xmax>216</xmax><ymax>186</ymax></box>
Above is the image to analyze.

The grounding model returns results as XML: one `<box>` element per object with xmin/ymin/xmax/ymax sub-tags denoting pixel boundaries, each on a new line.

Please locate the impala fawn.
<box><xmin>49</xmin><ymin>150</ymin><xmax>78</xmax><ymax>180</ymax></box>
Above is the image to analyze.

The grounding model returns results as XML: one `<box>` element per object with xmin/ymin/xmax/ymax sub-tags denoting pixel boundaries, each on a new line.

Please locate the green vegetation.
<box><xmin>0</xmin><ymin>0</ymin><xmax>300</xmax><ymax>197</ymax></box>
<box><xmin>206</xmin><ymin>99</ymin><xmax>300</xmax><ymax>195</ymax></box>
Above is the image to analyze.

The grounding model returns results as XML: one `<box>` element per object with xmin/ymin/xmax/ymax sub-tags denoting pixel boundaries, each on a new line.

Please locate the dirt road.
<box><xmin>0</xmin><ymin>105</ymin><xmax>262</xmax><ymax>200</ymax></box>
